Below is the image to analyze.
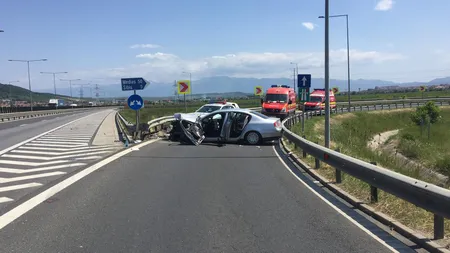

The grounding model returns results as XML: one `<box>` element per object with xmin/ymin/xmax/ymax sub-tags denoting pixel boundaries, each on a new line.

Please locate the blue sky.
<box><xmin>1</xmin><ymin>0</ymin><xmax>450</xmax><ymax>92</ymax></box>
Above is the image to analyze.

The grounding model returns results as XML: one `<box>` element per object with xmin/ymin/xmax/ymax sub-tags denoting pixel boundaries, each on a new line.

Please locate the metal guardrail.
<box><xmin>281</xmin><ymin>101</ymin><xmax>450</xmax><ymax>241</ymax></box>
<box><xmin>0</xmin><ymin>108</ymin><xmax>95</xmax><ymax>122</ymax></box>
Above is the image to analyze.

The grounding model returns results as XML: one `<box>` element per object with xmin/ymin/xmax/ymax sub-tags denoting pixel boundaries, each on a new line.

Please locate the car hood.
<box><xmin>174</xmin><ymin>112</ymin><xmax>202</xmax><ymax>123</ymax></box>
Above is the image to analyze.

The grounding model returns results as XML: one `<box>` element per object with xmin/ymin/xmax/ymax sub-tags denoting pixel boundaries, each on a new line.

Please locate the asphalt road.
<box><xmin>0</xmin><ymin>109</ymin><xmax>104</xmax><ymax>151</ymax></box>
<box><xmin>0</xmin><ymin>140</ymin><xmax>416</xmax><ymax>253</ymax></box>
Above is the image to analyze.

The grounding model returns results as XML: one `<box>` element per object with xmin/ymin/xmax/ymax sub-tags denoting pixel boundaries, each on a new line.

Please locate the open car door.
<box><xmin>173</xmin><ymin>114</ymin><xmax>206</xmax><ymax>146</ymax></box>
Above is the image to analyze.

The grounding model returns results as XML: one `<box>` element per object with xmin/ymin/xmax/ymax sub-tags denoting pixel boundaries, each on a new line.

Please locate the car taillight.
<box><xmin>274</xmin><ymin>120</ymin><xmax>281</xmax><ymax>128</ymax></box>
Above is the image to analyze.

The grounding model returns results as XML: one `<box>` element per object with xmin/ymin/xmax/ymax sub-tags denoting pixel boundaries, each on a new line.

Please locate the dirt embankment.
<box><xmin>367</xmin><ymin>130</ymin><xmax>449</xmax><ymax>185</ymax></box>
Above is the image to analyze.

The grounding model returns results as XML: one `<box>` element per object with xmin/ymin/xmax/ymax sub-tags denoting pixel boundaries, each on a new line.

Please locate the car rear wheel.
<box><xmin>245</xmin><ymin>131</ymin><xmax>261</xmax><ymax>145</ymax></box>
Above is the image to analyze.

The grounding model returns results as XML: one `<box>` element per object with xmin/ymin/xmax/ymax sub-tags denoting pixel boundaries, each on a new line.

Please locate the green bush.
<box><xmin>410</xmin><ymin>101</ymin><xmax>441</xmax><ymax>125</ymax></box>
<box><xmin>401</xmin><ymin>133</ymin><xmax>415</xmax><ymax>141</ymax></box>
<box><xmin>398</xmin><ymin>139</ymin><xmax>420</xmax><ymax>159</ymax></box>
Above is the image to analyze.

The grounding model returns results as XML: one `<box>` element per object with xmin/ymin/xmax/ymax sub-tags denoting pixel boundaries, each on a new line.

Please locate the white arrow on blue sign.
<box><xmin>121</xmin><ymin>77</ymin><xmax>150</xmax><ymax>91</ymax></box>
<box><xmin>127</xmin><ymin>94</ymin><xmax>144</xmax><ymax>110</ymax></box>
<box><xmin>297</xmin><ymin>74</ymin><xmax>311</xmax><ymax>88</ymax></box>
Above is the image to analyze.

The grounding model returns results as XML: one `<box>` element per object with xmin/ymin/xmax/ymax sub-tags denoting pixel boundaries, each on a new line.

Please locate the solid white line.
<box><xmin>11</xmin><ymin>147</ymin><xmax>116</xmax><ymax>156</ymax></box>
<box><xmin>24</xmin><ymin>143</ymin><xmax>87</xmax><ymax>148</ymax></box>
<box><xmin>0</xmin><ymin>163</ymin><xmax>86</xmax><ymax>174</ymax></box>
<box><xmin>17</xmin><ymin>145</ymin><xmax>113</xmax><ymax>152</ymax></box>
<box><xmin>30</xmin><ymin>141</ymin><xmax>88</xmax><ymax>145</ymax></box>
<box><xmin>0</xmin><ymin>159</ymin><xmax>74</xmax><ymax>167</ymax></box>
<box><xmin>74</xmin><ymin>156</ymin><xmax>102</xmax><ymax>160</ymax></box>
<box><xmin>272</xmin><ymin>146</ymin><xmax>399</xmax><ymax>253</ymax></box>
<box><xmin>19</xmin><ymin>124</ymin><xmax>28</xmax><ymax>127</ymax></box>
<box><xmin>0</xmin><ymin>197</ymin><xmax>13</xmax><ymax>204</ymax></box>
<box><xmin>0</xmin><ymin>138</ymin><xmax>159</xmax><ymax>230</ymax></box>
<box><xmin>2</xmin><ymin>151</ymin><xmax>111</xmax><ymax>161</ymax></box>
<box><xmin>0</xmin><ymin>171</ymin><xmax>66</xmax><ymax>183</ymax></box>
<box><xmin>0</xmin><ymin>110</ymin><xmax>107</xmax><ymax>157</ymax></box>
<box><xmin>0</xmin><ymin>183</ymin><xmax>42</xmax><ymax>193</ymax></box>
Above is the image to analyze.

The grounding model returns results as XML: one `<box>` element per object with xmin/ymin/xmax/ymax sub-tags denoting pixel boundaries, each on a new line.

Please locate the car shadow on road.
<box><xmin>164</xmin><ymin>139</ymin><xmax>279</xmax><ymax>148</ymax></box>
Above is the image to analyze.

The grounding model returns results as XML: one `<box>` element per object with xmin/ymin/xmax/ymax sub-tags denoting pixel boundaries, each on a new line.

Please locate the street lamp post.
<box><xmin>8</xmin><ymin>80</ymin><xmax>20</xmax><ymax>108</ymax></box>
<box><xmin>290</xmin><ymin>62</ymin><xmax>298</xmax><ymax>94</ymax></box>
<box><xmin>60</xmin><ymin>78</ymin><xmax>81</xmax><ymax>98</ymax></box>
<box><xmin>40</xmin><ymin>71</ymin><xmax>68</xmax><ymax>96</ymax></box>
<box><xmin>319</xmin><ymin>13</ymin><xmax>351</xmax><ymax>110</ymax></box>
<box><xmin>8</xmin><ymin>59</ymin><xmax>48</xmax><ymax>111</ymax></box>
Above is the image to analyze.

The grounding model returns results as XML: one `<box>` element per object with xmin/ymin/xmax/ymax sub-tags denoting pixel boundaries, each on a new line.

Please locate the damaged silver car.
<box><xmin>169</xmin><ymin>108</ymin><xmax>283</xmax><ymax>145</ymax></box>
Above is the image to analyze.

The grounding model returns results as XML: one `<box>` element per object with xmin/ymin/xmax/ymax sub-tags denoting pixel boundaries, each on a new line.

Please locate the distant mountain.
<box><xmin>0</xmin><ymin>83</ymin><xmax>69</xmax><ymax>102</ymax></box>
<box><xmin>33</xmin><ymin>76</ymin><xmax>450</xmax><ymax>99</ymax></box>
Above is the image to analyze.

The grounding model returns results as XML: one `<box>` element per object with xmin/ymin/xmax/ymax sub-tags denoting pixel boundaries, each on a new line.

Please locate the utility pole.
<box><xmin>324</xmin><ymin>0</ymin><xmax>331</xmax><ymax>148</ymax></box>
<box><xmin>40</xmin><ymin>71</ymin><xmax>68</xmax><ymax>96</ymax></box>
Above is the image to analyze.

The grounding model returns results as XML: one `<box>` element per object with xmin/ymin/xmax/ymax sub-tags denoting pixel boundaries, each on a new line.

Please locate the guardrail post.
<box><xmin>395</xmin><ymin>103</ymin><xmax>398</xmax><ymax>109</ymax></box>
<box><xmin>314</xmin><ymin>141</ymin><xmax>320</xmax><ymax>169</ymax></box>
<box><xmin>388</xmin><ymin>104</ymin><xmax>391</xmax><ymax>109</ymax></box>
<box><xmin>340</xmin><ymin>107</ymin><xmax>343</xmax><ymax>113</ymax></box>
<box><xmin>434</xmin><ymin>214</ymin><xmax>444</xmax><ymax>239</ymax></box>
<box><xmin>381</xmin><ymin>104</ymin><xmax>383</xmax><ymax>110</ymax></box>
<box><xmin>302</xmin><ymin>135</ymin><xmax>307</xmax><ymax>158</ymax></box>
<box><xmin>360</xmin><ymin>105</ymin><xmax>362</xmax><ymax>111</ymax></box>
<box><xmin>369</xmin><ymin>162</ymin><xmax>378</xmax><ymax>203</ymax></box>
<box><xmin>440</xmin><ymin>101</ymin><xmax>443</xmax><ymax>106</ymax></box>
<box><xmin>366</xmin><ymin>105</ymin><xmax>369</xmax><ymax>111</ymax></box>
<box><xmin>335</xmin><ymin>148</ymin><xmax>342</xmax><ymax>183</ymax></box>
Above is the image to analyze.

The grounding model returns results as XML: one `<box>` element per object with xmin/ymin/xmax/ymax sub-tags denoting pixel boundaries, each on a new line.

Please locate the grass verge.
<box><xmin>288</xmin><ymin>106</ymin><xmax>450</xmax><ymax>243</ymax></box>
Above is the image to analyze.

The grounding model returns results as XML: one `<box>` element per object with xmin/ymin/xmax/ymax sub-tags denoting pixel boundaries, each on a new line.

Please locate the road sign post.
<box><xmin>122</xmin><ymin>77</ymin><xmax>149</xmax><ymax>141</ymax></box>
<box><xmin>297</xmin><ymin>74</ymin><xmax>312</xmax><ymax>103</ymax></box>
<box><xmin>177</xmin><ymin>80</ymin><xmax>191</xmax><ymax>113</ymax></box>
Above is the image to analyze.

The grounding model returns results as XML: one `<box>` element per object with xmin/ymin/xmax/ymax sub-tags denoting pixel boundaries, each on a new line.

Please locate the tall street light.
<box><xmin>41</xmin><ymin>71</ymin><xmax>68</xmax><ymax>96</ymax></box>
<box><xmin>182</xmin><ymin>71</ymin><xmax>192</xmax><ymax>100</ymax></box>
<box><xmin>290</xmin><ymin>62</ymin><xmax>298</xmax><ymax>94</ymax></box>
<box><xmin>319</xmin><ymin>13</ymin><xmax>351</xmax><ymax>110</ymax></box>
<box><xmin>60</xmin><ymin>78</ymin><xmax>81</xmax><ymax>98</ymax></box>
<box><xmin>8</xmin><ymin>59</ymin><xmax>48</xmax><ymax>111</ymax></box>
<box><xmin>322</xmin><ymin>0</ymin><xmax>330</xmax><ymax>148</ymax></box>
<box><xmin>8</xmin><ymin>80</ymin><xmax>20</xmax><ymax>107</ymax></box>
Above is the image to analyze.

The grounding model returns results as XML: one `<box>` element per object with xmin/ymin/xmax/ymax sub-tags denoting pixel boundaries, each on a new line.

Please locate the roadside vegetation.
<box><xmin>335</xmin><ymin>89</ymin><xmax>450</xmax><ymax>101</ymax></box>
<box><xmin>288</xmin><ymin>103</ymin><xmax>450</xmax><ymax>242</ymax></box>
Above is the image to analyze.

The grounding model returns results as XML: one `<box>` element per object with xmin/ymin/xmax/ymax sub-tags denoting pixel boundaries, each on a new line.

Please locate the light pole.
<box><xmin>321</xmin><ymin>0</ymin><xmax>330</xmax><ymax>148</ymax></box>
<box><xmin>319</xmin><ymin>13</ymin><xmax>351</xmax><ymax>110</ymax></box>
<box><xmin>290</xmin><ymin>62</ymin><xmax>298</xmax><ymax>93</ymax></box>
<box><xmin>8</xmin><ymin>80</ymin><xmax>20</xmax><ymax>108</ymax></box>
<box><xmin>182</xmin><ymin>71</ymin><xmax>192</xmax><ymax>100</ymax></box>
<box><xmin>60</xmin><ymin>78</ymin><xmax>81</xmax><ymax>98</ymax></box>
<box><xmin>8</xmin><ymin>59</ymin><xmax>48</xmax><ymax>111</ymax></box>
<box><xmin>40</xmin><ymin>71</ymin><xmax>68</xmax><ymax>96</ymax></box>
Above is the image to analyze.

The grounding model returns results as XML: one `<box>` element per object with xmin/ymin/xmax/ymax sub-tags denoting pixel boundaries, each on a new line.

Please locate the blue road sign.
<box><xmin>121</xmin><ymin>77</ymin><xmax>150</xmax><ymax>91</ymax></box>
<box><xmin>127</xmin><ymin>94</ymin><xmax>144</xmax><ymax>110</ymax></box>
<box><xmin>297</xmin><ymin>74</ymin><xmax>311</xmax><ymax>88</ymax></box>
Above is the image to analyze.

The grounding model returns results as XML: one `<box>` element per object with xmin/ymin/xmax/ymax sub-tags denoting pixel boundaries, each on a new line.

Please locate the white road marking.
<box><xmin>272</xmin><ymin>146</ymin><xmax>399</xmax><ymax>253</ymax></box>
<box><xmin>19</xmin><ymin>124</ymin><xmax>28</xmax><ymax>127</ymax></box>
<box><xmin>17</xmin><ymin>145</ymin><xmax>112</xmax><ymax>152</ymax></box>
<box><xmin>0</xmin><ymin>139</ymin><xmax>160</xmax><ymax>230</ymax></box>
<box><xmin>0</xmin><ymin>111</ymin><xmax>106</xmax><ymax>156</ymax></box>
<box><xmin>0</xmin><ymin>159</ymin><xmax>74</xmax><ymax>167</ymax></box>
<box><xmin>0</xmin><ymin>163</ymin><xmax>86</xmax><ymax>174</ymax></box>
<box><xmin>2</xmin><ymin>151</ymin><xmax>111</xmax><ymax>161</ymax></box>
<box><xmin>74</xmin><ymin>156</ymin><xmax>102</xmax><ymax>160</ymax></box>
<box><xmin>0</xmin><ymin>171</ymin><xmax>66</xmax><ymax>183</ymax></box>
<box><xmin>0</xmin><ymin>197</ymin><xmax>13</xmax><ymax>204</ymax></box>
<box><xmin>24</xmin><ymin>143</ymin><xmax>88</xmax><ymax>148</ymax></box>
<box><xmin>30</xmin><ymin>140</ymin><xmax>88</xmax><ymax>145</ymax></box>
<box><xmin>37</xmin><ymin>137</ymin><xmax>92</xmax><ymax>141</ymax></box>
<box><xmin>0</xmin><ymin>183</ymin><xmax>42</xmax><ymax>193</ymax></box>
<box><xmin>45</xmin><ymin>135</ymin><xmax>93</xmax><ymax>138</ymax></box>
<box><xmin>11</xmin><ymin>147</ymin><xmax>117</xmax><ymax>156</ymax></box>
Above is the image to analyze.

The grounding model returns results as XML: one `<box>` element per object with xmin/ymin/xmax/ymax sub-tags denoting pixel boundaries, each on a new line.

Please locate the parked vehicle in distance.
<box><xmin>302</xmin><ymin>89</ymin><xmax>337</xmax><ymax>111</ymax></box>
<box><xmin>169</xmin><ymin>108</ymin><xmax>282</xmax><ymax>145</ymax></box>
<box><xmin>261</xmin><ymin>85</ymin><xmax>296</xmax><ymax>119</ymax></box>
<box><xmin>187</xmin><ymin>100</ymin><xmax>240</xmax><ymax>118</ymax></box>
<box><xmin>48</xmin><ymin>99</ymin><xmax>65</xmax><ymax>107</ymax></box>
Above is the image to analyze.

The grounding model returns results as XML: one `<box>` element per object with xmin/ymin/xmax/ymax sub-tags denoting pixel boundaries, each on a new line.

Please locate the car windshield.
<box><xmin>196</xmin><ymin>105</ymin><xmax>222</xmax><ymax>113</ymax></box>
<box><xmin>309</xmin><ymin>96</ymin><xmax>323</xmax><ymax>102</ymax></box>
<box><xmin>249</xmin><ymin>111</ymin><xmax>270</xmax><ymax>119</ymax></box>
<box><xmin>265</xmin><ymin>94</ymin><xmax>288</xmax><ymax>103</ymax></box>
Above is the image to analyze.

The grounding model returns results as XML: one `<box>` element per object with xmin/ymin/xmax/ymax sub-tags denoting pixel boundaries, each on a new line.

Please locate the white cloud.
<box><xmin>375</xmin><ymin>0</ymin><xmax>394</xmax><ymax>11</ymax></box>
<box><xmin>302</xmin><ymin>22</ymin><xmax>316</xmax><ymax>31</ymax></box>
<box><xmin>130</xmin><ymin>44</ymin><xmax>161</xmax><ymax>49</ymax></box>
<box><xmin>68</xmin><ymin>49</ymin><xmax>404</xmax><ymax>84</ymax></box>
